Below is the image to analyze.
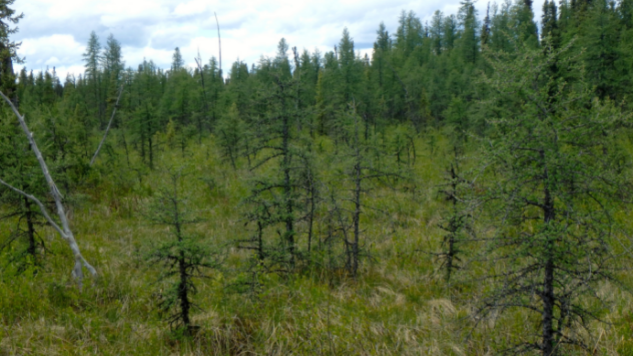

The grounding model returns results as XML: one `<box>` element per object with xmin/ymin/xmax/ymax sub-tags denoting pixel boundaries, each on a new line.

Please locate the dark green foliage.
<box><xmin>477</xmin><ymin>41</ymin><xmax>633</xmax><ymax>355</ymax></box>
<box><xmin>0</xmin><ymin>0</ymin><xmax>22</xmax><ymax>99</ymax></box>
<box><xmin>582</xmin><ymin>0</ymin><xmax>623</xmax><ymax>100</ymax></box>
<box><xmin>83</xmin><ymin>31</ymin><xmax>104</xmax><ymax>127</ymax></box>
<box><xmin>215</xmin><ymin>102</ymin><xmax>246</xmax><ymax>169</ymax></box>
<box><xmin>513</xmin><ymin>0</ymin><xmax>539</xmax><ymax>47</ymax></box>
<box><xmin>128</xmin><ymin>60</ymin><xmax>164</xmax><ymax>169</ymax></box>
<box><xmin>171</xmin><ymin>47</ymin><xmax>184</xmax><ymax>72</ymax></box>
<box><xmin>326</xmin><ymin>105</ymin><xmax>408</xmax><ymax>277</ymax></box>
<box><xmin>481</xmin><ymin>4</ymin><xmax>492</xmax><ymax>46</ymax></box>
<box><xmin>103</xmin><ymin>34</ymin><xmax>124</xmax><ymax>120</ymax></box>
<box><xmin>436</xmin><ymin>157</ymin><xmax>470</xmax><ymax>283</ymax></box>
<box><xmin>0</xmin><ymin>110</ymin><xmax>47</xmax><ymax>272</ymax></box>
<box><xmin>542</xmin><ymin>0</ymin><xmax>561</xmax><ymax>47</ymax></box>
<box><xmin>456</xmin><ymin>0</ymin><xmax>479</xmax><ymax>65</ymax></box>
<box><xmin>240</xmin><ymin>66</ymin><xmax>308</xmax><ymax>272</ymax></box>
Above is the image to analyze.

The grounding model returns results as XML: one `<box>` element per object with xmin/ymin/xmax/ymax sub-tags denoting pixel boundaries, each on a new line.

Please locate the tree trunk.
<box><xmin>0</xmin><ymin>92</ymin><xmax>96</xmax><ymax>287</ymax></box>
<box><xmin>542</xmin><ymin>256</ymin><xmax>555</xmax><ymax>356</ymax></box>
<box><xmin>149</xmin><ymin>131</ymin><xmax>154</xmax><ymax>170</ymax></box>
<box><xmin>280</xmin><ymin>83</ymin><xmax>295</xmax><ymax>268</ymax></box>
<box><xmin>91</xmin><ymin>85</ymin><xmax>123</xmax><ymax>166</ymax></box>
<box><xmin>541</xmin><ymin>151</ymin><xmax>556</xmax><ymax>356</ymax></box>
<box><xmin>178</xmin><ymin>254</ymin><xmax>191</xmax><ymax>332</ymax></box>
<box><xmin>445</xmin><ymin>164</ymin><xmax>458</xmax><ymax>283</ymax></box>
<box><xmin>24</xmin><ymin>196</ymin><xmax>37</xmax><ymax>263</ymax></box>
<box><xmin>352</xmin><ymin>159</ymin><xmax>361</xmax><ymax>277</ymax></box>
<box><xmin>351</xmin><ymin>113</ymin><xmax>362</xmax><ymax>277</ymax></box>
<box><xmin>307</xmin><ymin>170</ymin><xmax>315</xmax><ymax>254</ymax></box>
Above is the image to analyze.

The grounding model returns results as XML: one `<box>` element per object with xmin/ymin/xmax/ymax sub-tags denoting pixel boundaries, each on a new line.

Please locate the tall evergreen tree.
<box><xmin>542</xmin><ymin>0</ymin><xmax>561</xmax><ymax>47</ymax></box>
<box><xmin>0</xmin><ymin>0</ymin><xmax>22</xmax><ymax>101</ymax></box>
<box><xmin>338</xmin><ymin>28</ymin><xmax>363</xmax><ymax>104</ymax></box>
<box><xmin>477</xmin><ymin>38</ymin><xmax>633</xmax><ymax>356</ymax></box>
<box><xmin>582</xmin><ymin>0</ymin><xmax>622</xmax><ymax>99</ymax></box>
<box><xmin>514</xmin><ymin>0</ymin><xmax>539</xmax><ymax>47</ymax></box>
<box><xmin>0</xmin><ymin>108</ymin><xmax>47</xmax><ymax>272</ymax></box>
<box><xmin>102</xmin><ymin>34</ymin><xmax>124</xmax><ymax>117</ymax></box>
<box><xmin>103</xmin><ymin>34</ymin><xmax>123</xmax><ymax>80</ymax></box>
<box><xmin>481</xmin><ymin>3</ymin><xmax>492</xmax><ymax>46</ymax></box>
<box><xmin>83</xmin><ymin>31</ymin><xmax>103</xmax><ymax>127</ymax></box>
<box><xmin>430</xmin><ymin>11</ymin><xmax>444</xmax><ymax>55</ymax></box>
<box><xmin>171</xmin><ymin>47</ymin><xmax>184</xmax><ymax>72</ymax></box>
<box><xmin>456</xmin><ymin>0</ymin><xmax>479</xmax><ymax>64</ymax></box>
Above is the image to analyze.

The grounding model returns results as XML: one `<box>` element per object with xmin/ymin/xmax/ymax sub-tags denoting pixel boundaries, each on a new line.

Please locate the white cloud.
<box><xmin>174</xmin><ymin>0</ymin><xmax>210</xmax><ymax>16</ymax></box>
<box><xmin>12</xmin><ymin>0</ymin><xmax>549</xmax><ymax>79</ymax></box>
<box><xmin>17</xmin><ymin>34</ymin><xmax>84</xmax><ymax>75</ymax></box>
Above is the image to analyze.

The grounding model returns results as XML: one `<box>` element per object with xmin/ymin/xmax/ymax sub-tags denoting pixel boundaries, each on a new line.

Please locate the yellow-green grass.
<box><xmin>1</xmin><ymin>128</ymin><xmax>632</xmax><ymax>355</ymax></box>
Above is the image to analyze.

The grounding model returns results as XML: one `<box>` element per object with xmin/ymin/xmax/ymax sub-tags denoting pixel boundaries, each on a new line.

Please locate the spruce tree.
<box><xmin>171</xmin><ymin>47</ymin><xmax>184</xmax><ymax>72</ymax></box>
<box><xmin>436</xmin><ymin>155</ymin><xmax>470</xmax><ymax>283</ymax></box>
<box><xmin>328</xmin><ymin>104</ymin><xmax>406</xmax><ymax>277</ymax></box>
<box><xmin>145</xmin><ymin>168</ymin><xmax>220</xmax><ymax>336</ymax></box>
<box><xmin>0</xmin><ymin>0</ymin><xmax>22</xmax><ymax>101</ymax></box>
<box><xmin>476</xmin><ymin>39</ymin><xmax>633</xmax><ymax>355</ymax></box>
<box><xmin>513</xmin><ymin>0</ymin><xmax>539</xmax><ymax>47</ymax></box>
<box><xmin>215</xmin><ymin>102</ymin><xmax>245</xmax><ymax>169</ymax></box>
<box><xmin>0</xmin><ymin>109</ymin><xmax>47</xmax><ymax>272</ymax></box>
<box><xmin>102</xmin><ymin>34</ymin><xmax>124</xmax><ymax>121</ymax></box>
<box><xmin>430</xmin><ymin>11</ymin><xmax>444</xmax><ymax>55</ymax></box>
<box><xmin>481</xmin><ymin>4</ymin><xmax>492</xmax><ymax>46</ymax></box>
<box><xmin>129</xmin><ymin>60</ymin><xmax>163</xmax><ymax>169</ymax></box>
<box><xmin>240</xmin><ymin>46</ymin><xmax>308</xmax><ymax>271</ymax></box>
<box><xmin>456</xmin><ymin>0</ymin><xmax>479</xmax><ymax>65</ymax></box>
<box><xmin>582</xmin><ymin>0</ymin><xmax>622</xmax><ymax>100</ymax></box>
<box><xmin>83</xmin><ymin>31</ymin><xmax>103</xmax><ymax>127</ymax></box>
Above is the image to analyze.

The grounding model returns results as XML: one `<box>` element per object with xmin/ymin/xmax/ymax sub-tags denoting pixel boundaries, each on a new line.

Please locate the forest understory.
<box><xmin>1</xmin><ymin>129</ymin><xmax>633</xmax><ymax>355</ymax></box>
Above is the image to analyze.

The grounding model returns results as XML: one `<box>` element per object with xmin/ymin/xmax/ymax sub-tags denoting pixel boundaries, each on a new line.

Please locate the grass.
<box><xmin>0</xmin><ymin>127</ymin><xmax>632</xmax><ymax>355</ymax></box>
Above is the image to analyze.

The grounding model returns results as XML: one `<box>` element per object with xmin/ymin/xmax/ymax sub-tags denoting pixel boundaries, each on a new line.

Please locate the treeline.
<box><xmin>13</xmin><ymin>0</ymin><xmax>633</xmax><ymax>139</ymax></box>
<box><xmin>7</xmin><ymin>0</ymin><xmax>633</xmax><ymax>188</ymax></box>
<box><xmin>2</xmin><ymin>0</ymin><xmax>633</xmax><ymax>354</ymax></box>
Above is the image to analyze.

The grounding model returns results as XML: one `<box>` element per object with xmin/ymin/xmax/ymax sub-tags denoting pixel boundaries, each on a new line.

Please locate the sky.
<box><xmin>12</xmin><ymin>0</ymin><xmax>548</xmax><ymax>79</ymax></box>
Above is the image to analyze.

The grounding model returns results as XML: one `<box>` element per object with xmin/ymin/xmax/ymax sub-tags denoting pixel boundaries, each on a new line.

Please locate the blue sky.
<box><xmin>13</xmin><ymin>0</ymin><xmax>547</xmax><ymax>78</ymax></box>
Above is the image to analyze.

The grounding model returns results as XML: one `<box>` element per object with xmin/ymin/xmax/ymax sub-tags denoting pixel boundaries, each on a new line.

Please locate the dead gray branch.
<box><xmin>0</xmin><ymin>91</ymin><xmax>96</xmax><ymax>288</ymax></box>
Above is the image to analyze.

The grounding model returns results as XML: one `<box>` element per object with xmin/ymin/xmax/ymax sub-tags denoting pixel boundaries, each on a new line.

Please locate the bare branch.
<box><xmin>0</xmin><ymin>90</ymin><xmax>97</xmax><ymax>287</ymax></box>
<box><xmin>214</xmin><ymin>12</ymin><xmax>222</xmax><ymax>77</ymax></box>
<box><xmin>0</xmin><ymin>178</ymin><xmax>64</xmax><ymax>236</ymax></box>
<box><xmin>91</xmin><ymin>84</ymin><xmax>124</xmax><ymax>166</ymax></box>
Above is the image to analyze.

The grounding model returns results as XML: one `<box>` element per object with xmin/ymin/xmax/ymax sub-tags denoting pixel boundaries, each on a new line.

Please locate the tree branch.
<box><xmin>214</xmin><ymin>12</ymin><xmax>222</xmax><ymax>78</ymax></box>
<box><xmin>0</xmin><ymin>177</ymin><xmax>64</xmax><ymax>236</ymax></box>
<box><xmin>91</xmin><ymin>84</ymin><xmax>124</xmax><ymax>166</ymax></box>
<box><xmin>0</xmin><ymin>90</ymin><xmax>96</xmax><ymax>287</ymax></box>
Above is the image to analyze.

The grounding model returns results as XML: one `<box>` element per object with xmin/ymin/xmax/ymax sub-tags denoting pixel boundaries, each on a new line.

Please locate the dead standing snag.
<box><xmin>0</xmin><ymin>90</ymin><xmax>96</xmax><ymax>287</ymax></box>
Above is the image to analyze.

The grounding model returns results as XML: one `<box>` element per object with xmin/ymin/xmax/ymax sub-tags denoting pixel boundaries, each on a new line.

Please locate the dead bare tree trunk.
<box><xmin>194</xmin><ymin>51</ymin><xmax>210</xmax><ymax>138</ymax></box>
<box><xmin>0</xmin><ymin>91</ymin><xmax>96</xmax><ymax>287</ymax></box>
<box><xmin>91</xmin><ymin>84</ymin><xmax>124</xmax><ymax>166</ymax></box>
<box><xmin>214</xmin><ymin>12</ymin><xmax>222</xmax><ymax>78</ymax></box>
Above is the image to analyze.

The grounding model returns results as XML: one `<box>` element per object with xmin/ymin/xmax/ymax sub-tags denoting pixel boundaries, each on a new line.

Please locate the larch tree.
<box><xmin>0</xmin><ymin>93</ymin><xmax>97</xmax><ymax>287</ymax></box>
<box><xmin>0</xmin><ymin>108</ymin><xmax>48</xmax><ymax>272</ymax></box>
<box><xmin>0</xmin><ymin>0</ymin><xmax>95</xmax><ymax>285</ymax></box>
<box><xmin>145</xmin><ymin>168</ymin><xmax>220</xmax><ymax>336</ymax></box>
<box><xmin>475</xmin><ymin>40</ymin><xmax>633</xmax><ymax>355</ymax></box>
<box><xmin>102</xmin><ymin>34</ymin><xmax>124</xmax><ymax>122</ymax></box>
<box><xmin>237</xmin><ymin>39</ymin><xmax>319</xmax><ymax>274</ymax></box>
<box><xmin>83</xmin><ymin>31</ymin><xmax>104</xmax><ymax>128</ymax></box>
<box><xmin>0</xmin><ymin>0</ymin><xmax>22</xmax><ymax>102</ymax></box>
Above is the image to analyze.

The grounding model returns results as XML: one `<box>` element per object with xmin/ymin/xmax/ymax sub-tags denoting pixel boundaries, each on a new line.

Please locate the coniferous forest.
<box><xmin>3</xmin><ymin>0</ymin><xmax>633</xmax><ymax>354</ymax></box>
